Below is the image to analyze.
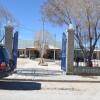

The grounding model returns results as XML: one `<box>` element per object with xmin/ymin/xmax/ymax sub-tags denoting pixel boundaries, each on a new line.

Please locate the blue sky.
<box><xmin>0</xmin><ymin>0</ymin><xmax>66</xmax><ymax>42</ymax></box>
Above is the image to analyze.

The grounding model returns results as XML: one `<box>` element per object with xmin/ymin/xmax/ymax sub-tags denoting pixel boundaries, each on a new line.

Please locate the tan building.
<box><xmin>18</xmin><ymin>40</ymin><xmax>61</xmax><ymax>59</ymax></box>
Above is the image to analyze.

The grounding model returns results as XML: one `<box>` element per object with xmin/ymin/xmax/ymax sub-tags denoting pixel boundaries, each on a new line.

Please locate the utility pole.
<box><xmin>54</xmin><ymin>33</ymin><xmax>56</xmax><ymax>62</ymax></box>
<box><xmin>39</xmin><ymin>16</ymin><xmax>45</xmax><ymax>64</ymax></box>
<box><xmin>39</xmin><ymin>16</ymin><xmax>48</xmax><ymax>66</ymax></box>
<box><xmin>41</xmin><ymin>17</ymin><xmax>45</xmax><ymax>59</ymax></box>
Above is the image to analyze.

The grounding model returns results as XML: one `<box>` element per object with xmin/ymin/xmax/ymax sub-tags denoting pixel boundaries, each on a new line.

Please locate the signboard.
<box><xmin>12</xmin><ymin>31</ymin><xmax>18</xmax><ymax>68</ymax></box>
<box><xmin>61</xmin><ymin>32</ymin><xmax>67</xmax><ymax>71</ymax></box>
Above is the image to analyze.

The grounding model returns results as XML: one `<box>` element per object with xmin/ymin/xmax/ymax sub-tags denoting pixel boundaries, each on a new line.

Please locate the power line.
<box><xmin>15</xmin><ymin>25</ymin><xmax>34</xmax><ymax>33</ymax></box>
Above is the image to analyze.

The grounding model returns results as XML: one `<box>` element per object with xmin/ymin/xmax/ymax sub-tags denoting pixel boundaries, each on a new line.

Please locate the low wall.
<box><xmin>73</xmin><ymin>67</ymin><xmax>100</xmax><ymax>76</ymax></box>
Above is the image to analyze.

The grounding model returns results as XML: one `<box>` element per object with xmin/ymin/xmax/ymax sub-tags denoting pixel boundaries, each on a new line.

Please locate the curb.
<box><xmin>1</xmin><ymin>78</ymin><xmax>100</xmax><ymax>83</ymax></box>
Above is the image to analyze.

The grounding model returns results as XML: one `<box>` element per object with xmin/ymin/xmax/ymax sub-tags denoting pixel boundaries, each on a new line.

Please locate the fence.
<box><xmin>74</xmin><ymin>37</ymin><xmax>100</xmax><ymax>67</ymax></box>
<box><xmin>73</xmin><ymin>37</ymin><xmax>100</xmax><ymax>75</ymax></box>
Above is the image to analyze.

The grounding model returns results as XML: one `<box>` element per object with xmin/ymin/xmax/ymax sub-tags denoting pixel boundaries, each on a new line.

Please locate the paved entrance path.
<box><xmin>3</xmin><ymin>58</ymin><xmax>100</xmax><ymax>82</ymax></box>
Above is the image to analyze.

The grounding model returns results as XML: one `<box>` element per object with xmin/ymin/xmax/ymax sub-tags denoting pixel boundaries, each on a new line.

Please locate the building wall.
<box><xmin>18</xmin><ymin>48</ymin><xmax>61</xmax><ymax>59</ymax></box>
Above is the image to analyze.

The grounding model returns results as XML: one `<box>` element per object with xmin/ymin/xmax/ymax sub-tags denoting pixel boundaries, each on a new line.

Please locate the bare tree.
<box><xmin>0</xmin><ymin>4</ymin><xmax>17</xmax><ymax>42</ymax></box>
<box><xmin>42</xmin><ymin>0</ymin><xmax>100</xmax><ymax>67</ymax></box>
<box><xmin>0</xmin><ymin>4</ymin><xmax>16</xmax><ymax>24</ymax></box>
<box><xmin>34</xmin><ymin>30</ymin><xmax>54</xmax><ymax>65</ymax></box>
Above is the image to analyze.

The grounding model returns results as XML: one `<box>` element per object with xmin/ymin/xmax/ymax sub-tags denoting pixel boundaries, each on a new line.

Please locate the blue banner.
<box><xmin>61</xmin><ymin>32</ymin><xmax>67</xmax><ymax>71</ymax></box>
<box><xmin>12</xmin><ymin>31</ymin><xmax>18</xmax><ymax>68</ymax></box>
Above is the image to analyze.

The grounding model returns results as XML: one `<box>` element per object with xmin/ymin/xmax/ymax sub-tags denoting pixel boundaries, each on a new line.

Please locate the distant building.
<box><xmin>18</xmin><ymin>39</ymin><xmax>61</xmax><ymax>59</ymax></box>
<box><xmin>18</xmin><ymin>40</ymin><xmax>100</xmax><ymax>60</ymax></box>
<box><xmin>74</xmin><ymin>48</ymin><xmax>100</xmax><ymax>60</ymax></box>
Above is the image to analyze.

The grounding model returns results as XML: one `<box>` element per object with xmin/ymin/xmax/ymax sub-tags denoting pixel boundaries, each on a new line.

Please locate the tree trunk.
<box><xmin>87</xmin><ymin>50</ymin><xmax>93</xmax><ymax>67</ymax></box>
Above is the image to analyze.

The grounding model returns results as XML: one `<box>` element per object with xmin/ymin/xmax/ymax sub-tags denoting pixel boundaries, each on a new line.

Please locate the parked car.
<box><xmin>19</xmin><ymin>54</ymin><xmax>25</xmax><ymax>58</ymax></box>
<box><xmin>30</xmin><ymin>54</ymin><xmax>36</xmax><ymax>59</ymax></box>
<box><xmin>0</xmin><ymin>45</ymin><xmax>15</xmax><ymax>77</ymax></box>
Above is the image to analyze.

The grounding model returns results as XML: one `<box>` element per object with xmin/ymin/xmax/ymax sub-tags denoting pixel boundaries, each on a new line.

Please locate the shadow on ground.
<box><xmin>15</xmin><ymin>68</ymin><xmax>64</xmax><ymax>77</ymax></box>
<box><xmin>0</xmin><ymin>81</ymin><xmax>41</xmax><ymax>90</ymax></box>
